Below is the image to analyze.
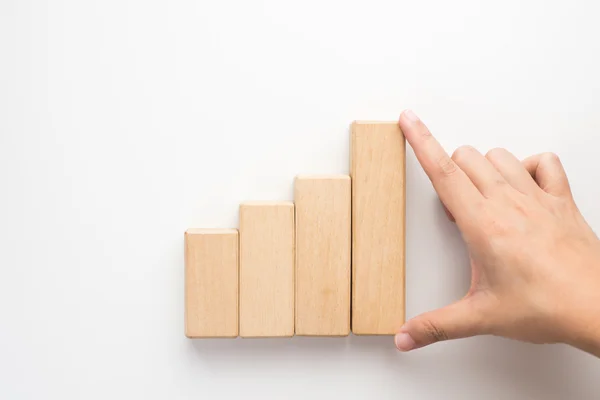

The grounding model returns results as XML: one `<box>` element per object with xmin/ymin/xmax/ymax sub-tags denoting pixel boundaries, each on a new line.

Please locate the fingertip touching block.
<box><xmin>184</xmin><ymin>228</ymin><xmax>239</xmax><ymax>338</ymax></box>
<box><xmin>351</xmin><ymin>121</ymin><xmax>406</xmax><ymax>335</ymax></box>
<box><xmin>239</xmin><ymin>202</ymin><xmax>295</xmax><ymax>337</ymax></box>
<box><xmin>295</xmin><ymin>175</ymin><xmax>351</xmax><ymax>336</ymax></box>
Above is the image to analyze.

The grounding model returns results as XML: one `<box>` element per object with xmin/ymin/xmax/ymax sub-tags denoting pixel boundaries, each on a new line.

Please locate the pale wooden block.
<box><xmin>239</xmin><ymin>202</ymin><xmax>295</xmax><ymax>337</ymax></box>
<box><xmin>184</xmin><ymin>229</ymin><xmax>239</xmax><ymax>338</ymax></box>
<box><xmin>351</xmin><ymin>121</ymin><xmax>406</xmax><ymax>335</ymax></box>
<box><xmin>295</xmin><ymin>175</ymin><xmax>351</xmax><ymax>336</ymax></box>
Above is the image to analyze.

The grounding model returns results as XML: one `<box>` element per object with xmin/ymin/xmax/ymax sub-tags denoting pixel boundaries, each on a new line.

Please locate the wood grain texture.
<box><xmin>239</xmin><ymin>202</ymin><xmax>295</xmax><ymax>337</ymax></box>
<box><xmin>184</xmin><ymin>229</ymin><xmax>239</xmax><ymax>338</ymax></box>
<box><xmin>351</xmin><ymin>121</ymin><xmax>406</xmax><ymax>335</ymax></box>
<box><xmin>295</xmin><ymin>175</ymin><xmax>351</xmax><ymax>336</ymax></box>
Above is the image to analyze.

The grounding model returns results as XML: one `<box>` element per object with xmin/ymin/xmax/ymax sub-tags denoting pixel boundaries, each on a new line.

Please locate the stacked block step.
<box><xmin>295</xmin><ymin>175</ymin><xmax>351</xmax><ymax>336</ymax></box>
<box><xmin>239</xmin><ymin>202</ymin><xmax>295</xmax><ymax>337</ymax></box>
<box><xmin>184</xmin><ymin>229</ymin><xmax>239</xmax><ymax>338</ymax></box>
<box><xmin>184</xmin><ymin>121</ymin><xmax>405</xmax><ymax>337</ymax></box>
<box><xmin>351</xmin><ymin>122</ymin><xmax>406</xmax><ymax>335</ymax></box>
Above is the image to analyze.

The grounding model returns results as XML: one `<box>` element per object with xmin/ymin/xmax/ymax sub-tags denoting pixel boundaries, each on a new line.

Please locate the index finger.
<box><xmin>398</xmin><ymin>110</ymin><xmax>482</xmax><ymax>219</ymax></box>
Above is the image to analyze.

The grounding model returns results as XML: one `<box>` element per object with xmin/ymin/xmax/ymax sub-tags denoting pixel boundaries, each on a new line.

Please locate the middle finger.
<box><xmin>452</xmin><ymin>145</ymin><xmax>508</xmax><ymax>197</ymax></box>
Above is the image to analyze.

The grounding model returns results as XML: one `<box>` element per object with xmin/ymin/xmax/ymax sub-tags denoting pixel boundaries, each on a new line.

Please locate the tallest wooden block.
<box><xmin>351</xmin><ymin>121</ymin><xmax>406</xmax><ymax>335</ymax></box>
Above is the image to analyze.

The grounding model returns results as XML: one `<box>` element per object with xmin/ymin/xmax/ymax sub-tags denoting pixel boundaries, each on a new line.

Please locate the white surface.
<box><xmin>1</xmin><ymin>0</ymin><xmax>600</xmax><ymax>398</ymax></box>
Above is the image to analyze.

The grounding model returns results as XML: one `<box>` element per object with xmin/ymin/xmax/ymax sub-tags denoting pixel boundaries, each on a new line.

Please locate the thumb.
<box><xmin>395</xmin><ymin>299</ymin><xmax>485</xmax><ymax>351</ymax></box>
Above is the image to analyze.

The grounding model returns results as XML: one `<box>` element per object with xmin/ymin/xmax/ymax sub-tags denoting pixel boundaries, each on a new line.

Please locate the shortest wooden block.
<box><xmin>185</xmin><ymin>228</ymin><xmax>239</xmax><ymax>338</ymax></box>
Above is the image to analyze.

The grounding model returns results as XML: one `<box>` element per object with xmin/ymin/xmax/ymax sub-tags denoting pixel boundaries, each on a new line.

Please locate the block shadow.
<box><xmin>186</xmin><ymin>332</ymin><xmax>597</xmax><ymax>400</ymax></box>
<box><xmin>187</xmin><ymin>333</ymin><xmax>397</xmax><ymax>367</ymax></box>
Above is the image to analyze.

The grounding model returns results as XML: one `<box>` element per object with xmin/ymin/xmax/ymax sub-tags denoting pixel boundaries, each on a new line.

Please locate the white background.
<box><xmin>1</xmin><ymin>0</ymin><xmax>600</xmax><ymax>398</ymax></box>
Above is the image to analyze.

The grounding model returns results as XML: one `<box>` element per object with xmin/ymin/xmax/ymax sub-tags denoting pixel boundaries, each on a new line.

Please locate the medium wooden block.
<box><xmin>184</xmin><ymin>229</ymin><xmax>239</xmax><ymax>338</ymax></box>
<box><xmin>351</xmin><ymin>121</ymin><xmax>406</xmax><ymax>335</ymax></box>
<box><xmin>295</xmin><ymin>175</ymin><xmax>351</xmax><ymax>336</ymax></box>
<box><xmin>239</xmin><ymin>202</ymin><xmax>295</xmax><ymax>337</ymax></box>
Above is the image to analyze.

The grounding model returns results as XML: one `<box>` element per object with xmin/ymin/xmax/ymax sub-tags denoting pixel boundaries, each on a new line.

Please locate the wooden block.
<box><xmin>184</xmin><ymin>229</ymin><xmax>239</xmax><ymax>338</ymax></box>
<box><xmin>351</xmin><ymin>121</ymin><xmax>406</xmax><ymax>335</ymax></box>
<box><xmin>239</xmin><ymin>202</ymin><xmax>295</xmax><ymax>337</ymax></box>
<box><xmin>295</xmin><ymin>175</ymin><xmax>351</xmax><ymax>336</ymax></box>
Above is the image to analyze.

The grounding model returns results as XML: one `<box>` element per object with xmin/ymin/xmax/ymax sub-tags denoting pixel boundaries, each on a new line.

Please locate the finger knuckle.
<box><xmin>417</xmin><ymin>124</ymin><xmax>433</xmax><ymax>139</ymax></box>
<box><xmin>485</xmin><ymin>147</ymin><xmax>508</xmax><ymax>160</ymax></box>
<box><xmin>542</xmin><ymin>152</ymin><xmax>560</xmax><ymax>163</ymax></box>
<box><xmin>421</xmin><ymin>320</ymin><xmax>449</xmax><ymax>343</ymax></box>
<box><xmin>436</xmin><ymin>155</ymin><xmax>459</xmax><ymax>177</ymax></box>
<box><xmin>451</xmin><ymin>145</ymin><xmax>477</xmax><ymax>163</ymax></box>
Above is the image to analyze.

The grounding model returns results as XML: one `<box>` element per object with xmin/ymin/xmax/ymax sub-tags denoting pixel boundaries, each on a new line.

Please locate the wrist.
<box><xmin>560</xmin><ymin>290</ymin><xmax>600</xmax><ymax>357</ymax></box>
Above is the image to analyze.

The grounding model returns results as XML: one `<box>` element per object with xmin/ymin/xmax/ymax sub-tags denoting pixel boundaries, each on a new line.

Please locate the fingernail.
<box><xmin>403</xmin><ymin>110</ymin><xmax>419</xmax><ymax>123</ymax></box>
<box><xmin>394</xmin><ymin>332</ymin><xmax>416</xmax><ymax>351</ymax></box>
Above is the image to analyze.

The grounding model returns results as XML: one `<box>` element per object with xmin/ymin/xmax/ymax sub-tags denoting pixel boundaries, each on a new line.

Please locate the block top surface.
<box><xmin>185</xmin><ymin>228</ymin><xmax>238</xmax><ymax>235</ymax></box>
<box><xmin>240</xmin><ymin>201</ymin><xmax>294</xmax><ymax>207</ymax></box>
<box><xmin>295</xmin><ymin>174</ymin><xmax>350</xmax><ymax>181</ymax></box>
<box><xmin>352</xmin><ymin>120</ymin><xmax>398</xmax><ymax>125</ymax></box>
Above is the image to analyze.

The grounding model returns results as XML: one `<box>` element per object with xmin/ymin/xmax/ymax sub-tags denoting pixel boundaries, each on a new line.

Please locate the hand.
<box><xmin>395</xmin><ymin>110</ymin><xmax>600</xmax><ymax>357</ymax></box>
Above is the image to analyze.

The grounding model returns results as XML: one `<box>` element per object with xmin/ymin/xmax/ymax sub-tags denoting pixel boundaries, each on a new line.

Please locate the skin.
<box><xmin>394</xmin><ymin>110</ymin><xmax>600</xmax><ymax>358</ymax></box>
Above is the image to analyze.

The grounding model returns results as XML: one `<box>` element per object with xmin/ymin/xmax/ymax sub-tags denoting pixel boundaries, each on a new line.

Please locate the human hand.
<box><xmin>395</xmin><ymin>110</ymin><xmax>600</xmax><ymax>357</ymax></box>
